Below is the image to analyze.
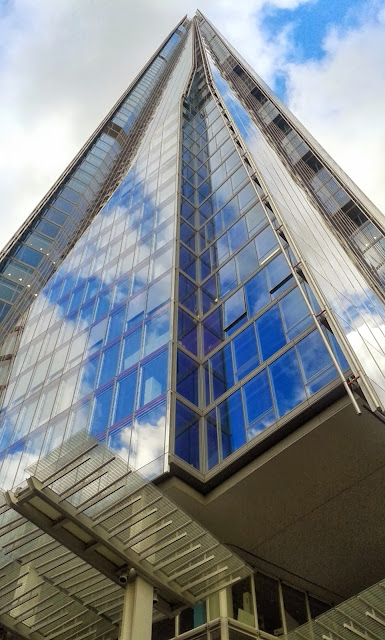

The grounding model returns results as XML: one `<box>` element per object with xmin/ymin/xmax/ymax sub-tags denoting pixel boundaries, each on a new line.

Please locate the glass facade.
<box><xmin>0</xmin><ymin>13</ymin><xmax>384</xmax><ymax>491</ymax></box>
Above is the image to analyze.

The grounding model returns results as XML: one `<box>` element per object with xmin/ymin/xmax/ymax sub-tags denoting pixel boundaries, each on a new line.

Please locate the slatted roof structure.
<box><xmin>0</xmin><ymin>431</ymin><xmax>252</xmax><ymax>640</ymax></box>
<box><xmin>287</xmin><ymin>578</ymin><xmax>385</xmax><ymax>640</ymax></box>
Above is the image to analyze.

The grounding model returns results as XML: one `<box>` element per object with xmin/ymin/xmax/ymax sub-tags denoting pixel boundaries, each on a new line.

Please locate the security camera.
<box><xmin>153</xmin><ymin>589</ymin><xmax>159</xmax><ymax>605</ymax></box>
<box><xmin>117</xmin><ymin>567</ymin><xmax>137</xmax><ymax>584</ymax></box>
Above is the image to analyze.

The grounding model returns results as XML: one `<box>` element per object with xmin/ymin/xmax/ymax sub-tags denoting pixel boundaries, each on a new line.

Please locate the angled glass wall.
<box><xmin>196</xmin><ymin>15</ymin><xmax>385</xmax><ymax>414</ymax></box>
<box><xmin>0</xmin><ymin>19</ymin><xmax>189</xmax><ymax>346</ymax></box>
<box><xmin>173</xmin><ymin>36</ymin><xmax>349</xmax><ymax>475</ymax></box>
<box><xmin>0</xmin><ymin>27</ymin><xmax>194</xmax><ymax>490</ymax></box>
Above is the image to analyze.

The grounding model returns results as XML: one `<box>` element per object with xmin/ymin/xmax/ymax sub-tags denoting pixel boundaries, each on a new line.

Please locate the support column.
<box><xmin>120</xmin><ymin>575</ymin><xmax>154</xmax><ymax>640</ymax></box>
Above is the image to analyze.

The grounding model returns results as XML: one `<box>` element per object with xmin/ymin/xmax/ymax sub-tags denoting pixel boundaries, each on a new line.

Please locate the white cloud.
<box><xmin>0</xmin><ymin>0</ymin><xmax>384</xmax><ymax>251</ymax></box>
<box><xmin>285</xmin><ymin>3</ymin><xmax>385</xmax><ymax>212</ymax></box>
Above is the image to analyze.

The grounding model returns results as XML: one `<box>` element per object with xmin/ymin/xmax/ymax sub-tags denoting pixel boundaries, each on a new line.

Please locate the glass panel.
<box><xmin>255</xmin><ymin>305</ymin><xmax>286</xmax><ymax>361</ymax></box>
<box><xmin>89</xmin><ymin>385</ymin><xmax>113</xmax><ymax>437</ymax></box>
<box><xmin>232</xmin><ymin>325</ymin><xmax>259</xmax><ymax>381</ymax></box>
<box><xmin>175</xmin><ymin>400</ymin><xmax>200</xmax><ymax>469</ymax></box>
<box><xmin>137</xmin><ymin>349</ymin><xmax>168</xmax><ymax>408</ymax></box>
<box><xmin>114</xmin><ymin>369</ymin><xmax>137</xmax><ymax>424</ymax></box>
<box><xmin>218</xmin><ymin>390</ymin><xmax>246</xmax><ymax>459</ymax></box>
<box><xmin>296</xmin><ymin>330</ymin><xmax>337</xmax><ymax>395</ymax></box>
<box><xmin>281</xmin><ymin>583</ymin><xmax>308</xmax><ymax>631</ymax></box>
<box><xmin>254</xmin><ymin>573</ymin><xmax>283</xmax><ymax>636</ymax></box>
<box><xmin>245</xmin><ymin>269</ymin><xmax>270</xmax><ymax>317</ymax></box>
<box><xmin>243</xmin><ymin>369</ymin><xmax>275</xmax><ymax>438</ymax></box>
<box><xmin>269</xmin><ymin>348</ymin><xmax>306</xmax><ymax>418</ymax></box>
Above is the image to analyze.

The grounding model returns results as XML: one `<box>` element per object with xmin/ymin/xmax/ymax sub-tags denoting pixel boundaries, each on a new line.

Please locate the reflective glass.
<box><xmin>269</xmin><ymin>348</ymin><xmax>306</xmax><ymax>417</ymax></box>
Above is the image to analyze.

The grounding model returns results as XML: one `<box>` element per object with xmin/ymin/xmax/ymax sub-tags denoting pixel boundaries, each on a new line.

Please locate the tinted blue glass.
<box><xmin>98</xmin><ymin>342</ymin><xmax>120</xmax><ymax>388</ymax></box>
<box><xmin>279</xmin><ymin>287</ymin><xmax>313</xmax><ymax>340</ymax></box>
<box><xmin>206</xmin><ymin>411</ymin><xmax>219</xmax><ymax>470</ymax></box>
<box><xmin>89</xmin><ymin>385</ymin><xmax>113</xmax><ymax>436</ymax></box>
<box><xmin>218</xmin><ymin>390</ymin><xmax>246</xmax><ymax>459</ymax></box>
<box><xmin>126</xmin><ymin>292</ymin><xmax>145</xmax><ymax>330</ymax></box>
<box><xmin>245</xmin><ymin>270</ymin><xmax>270</xmax><ymax>317</ymax></box>
<box><xmin>121</xmin><ymin>327</ymin><xmax>141</xmax><ymax>373</ymax></box>
<box><xmin>224</xmin><ymin>288</ymin><xmax>246</xmax><ymax>329</ymax></box>
<box><xmin>232</xmin><ymin>325</ymin><xmax>259</xmax><ymax>381</ymax></box>
<box><xmin>266</xmin><ymin>253</ymin><xmax>292</xmax><ymax>294</ymax></box>
<box><xmin>256</xmin><ymin>305</ymin><xmax>286</xmax><ymax>361</ymax></box>
<box><xmin>107</xmin><ymin>306</ymin><xmax>126</xmax><ymax>343</ymax></box>
<box><xmin>228</xmin><ymin>218</ymin><xmax>248</xmax><ymax>253</ymax></box>
<box><xmin>218</xmin><ymin>259</ymin><xmax>237</xmax><ymax>297</ymax></box>
<box><xmin>143</xmin><ymin>308</ymin><xmax>169</xmax><ymax>356</ymax></box>
<box><xmin>94</xmin><ymin>290</ymin><xmax>111</xmax><ymax>322</ymax></box>
<box><xmin>87</xmin><ymin>318</ymin><xmax>107</xmax><ymax>355</ymax></box>
<box><xmin>114</xmin><ymin>369</ymin><xmax>137</xmax><ymax>424</ymax></box>
<box><xmin>296</xmin><ymin>331</ymin><xmax>336</xmax><ymax>395</ymax></box>
<box><xmin>210</xmin><ymin>344</ymin><xmax>234</xmax><ymax>401</ymax></box>
<box><xmin>137</xmin><ymin>349</ymin><xmax>168</xmax><ymax>408</ymax></box>
<box><xmin>269</xmin><ymin>349</ymin><xmax>306</xmax><ymax>418</ymax></box>
<box><xmin>175</xmin><ymin>400</ymin><xmax>200</xmax><ymax>469</ymax></box>
<box><xmin>243</xmin><ymin>369</ymin><xmax>275</xmax><ymax>437</ymax></box>
<box><xmin>255</xmin><ymin>227</ymin><xmax>278</xmax><ymax>262</ymax></box>
<box><xmin>235</xmin><ymin>242</ymin><xmax>258</xmax><ymax>282</ymax></box>
<box><xmin>177</xmin><ymin>351</ymin><xmax>199</xmax><ymax>406</ymax></box>
<box><xmin>77</xmin><ymin>355</ymin><xmax>99</xmax><ymax>400</ymax></box>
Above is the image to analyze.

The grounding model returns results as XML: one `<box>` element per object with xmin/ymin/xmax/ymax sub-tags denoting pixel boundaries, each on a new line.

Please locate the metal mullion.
<box><xmin>65</xmin><ymin>620</ymin><xmax>109</xmax><ymax>640</ymax></box>
<box><xmin>92</xmin><ymin>492</ymin><xmax>143</xmax><ymax>525</ymax></box>
<box><xmin>0</xmin><ymin>514</ymin><xmax>25</xmax><ymax>533</ymax></box>
<box><xmin>168</xmin><ymin>554</ymin><xmax>215</xmax><ymax>581</ymax></box>
<box><xmin>46</xmin><ymin>616</ymin><xmax>85</xmax><ymax>640</ymax></box>
<box><xmin>194</xmin><ymin>576</ymin><xmax>242</xmax><ymax>601</ymax></box>
<box><xmin>2</xmin><ymin>527</ymin><xmax>42</xmax><ymax>551</ymax></box>
<box><xmin>106</xmin><ymin>494</ymin><xmax>162</xmax><ymax>534</ymax></box>
<box><xmin>68</xmin><ymin>573</ymin><xmax>107</xmax><ymax>596</ymax></box>
<box><xmin>35</xmin><ymin>549</ymin><xmax>73</xmax><ymax>571</ymax></box>
<box><xmin>57</xmin><ymin>457</ymin><xmax>114</xmax><ymax>501</ymax></box>
<box><xmin>49</xmin><ymin>559</ymin><xmax>87</xmax><ymax>582</ymax></box>
<box><xmin>82</xmin><ymin>583</ymin><xmax>119</xmax><ymax>605</ymax></box>
<box><xmin>97</xmin><ymin>593</ymin><xmax>125</xmax><ymax>614</ymax></box>
<box><xmin>166</xmin><ymin>542</ymin><xmax>219</xmax><ymax>578</ymax></box>
<box><xmin>76</xmin><ymin>469</ymin><xmax>132</xmax><ymax>512</ymax></box>
<box><xmin>181</xmin><ymin>565</ymin><xmax>228</xmax><ymax>592</ymax></box>
<box><xmin>18</xmin><ymin>538</ymin><xmax>59</xmax><ymax>562</ymax></box>
<box><xmin>124</xmin><ymin>508</ymin><xmax>177</xmax><ymax>547</ymax></box>
<box><xmin>16</xmin><ymin>593</ymin><xmax>57</xmax><ymax>623</ymax></box>
<box><xmin>32</xmin><ymin>606</ymin><xmax>71</xmax><ymax>632</ymax></box>
<box><xmin>0</xmin><ymin>577</ymin><xmax>46</xmax><ymax>614</ymax></box>
<box><xmin>41</xmin><ymin>443</ymin><xmax>98</xmax><ymax>485</ymax></box>
<box><xmin>0</xmin><ymin>571</ymin><xmax>30</xmax><ymax>595</ymax></box>
<box><xmin>140</xmin><ymin>521</ymin><xmax>192</xmax><ymax>558</ymax></box>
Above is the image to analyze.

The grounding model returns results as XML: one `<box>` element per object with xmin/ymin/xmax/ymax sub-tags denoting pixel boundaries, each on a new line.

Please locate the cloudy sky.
<box><xmin>0</xmin><ymin>0</ymin><xmax>384</xmax><ymax>247</ymax></box>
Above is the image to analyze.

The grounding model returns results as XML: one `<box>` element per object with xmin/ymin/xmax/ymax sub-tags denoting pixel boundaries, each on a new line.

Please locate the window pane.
<box><xmin>224</xmin><ymin>288</ymin><xmax>246</xmax><ymax>329</ymax></box>
<box><xmin>89</xmin><ymin>385</ymin><xmax>113</xmax><ymax>436</ymax></box>
<box><xmin>175</xmin><ymin>400</ymin><xmax>200</xmax><ymax>469</ymax></box>
<box><xmin>256</xmin><ymin>305</ymin><xmax>286</xmax><ymax>361</ymax></box>
<box><xmin>269</xmin><ymin>348</ymin><xmax>306</xmax><ymax>418</ymax></box>
<box><xmin>98</xmin><ymin>342</ymin><xmax>120</xmax><ymax>388</ymax></box>
<box><xmin>137</xmin><ymin>349</ymin><xmax>168</xmax><ymax>408</ymax></box>
<box><xmin>114</xmin><ymin>369</ymin><xmax>137</xmax><ymax>423</ymax></box>
<box><xmin>243</xmin><ymin>369</ymin><xmax>275</xmax><ymax>437</ymax></box>
<box><xmin>296</xmin><ymin>330</ymin><xmax>336</xmax><ymax>395</ymax></box>
<box><xmin>142</xmin><ymin>308</ymin><xmax>169</xmax><ymax>357</ymax></box>
<box><xmin>218</xmin><ymin>390</ymin><xmax>246</xmax><ymax>459</ymax></box>
<box><xmin>245</xmin><ymin>269</ymin><xmax>270</xmax><ymax>317</ymax></box>
<box><xmin>282</xmin><ymin>584</ymin><xmax>308</xmax><ymax>631</ymax></box>
<box><xmin>279</xmin><ymin>287</ymin><xmax>312</xmax><ymax>340</ymax></box>
<box><xmin>254</xmin><ymin>573</ymin><xmax>282</xmax><ymax>636</ymax></box>
<box><xmin>232</xmin><ymin>325</ymin><xmax>259</xmax><ymax>381</ymax></box>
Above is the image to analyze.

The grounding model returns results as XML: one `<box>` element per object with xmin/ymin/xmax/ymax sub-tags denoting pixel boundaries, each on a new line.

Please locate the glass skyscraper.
<box><xmin>0</xmin><ymin>11</ymin><xmax>385</xmax><ymax>640</ymax></box>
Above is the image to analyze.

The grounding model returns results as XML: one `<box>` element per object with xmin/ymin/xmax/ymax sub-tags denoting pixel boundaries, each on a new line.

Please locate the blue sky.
<box><xmin>0</xmin><ymin>0</ymin><xmax>384</xmax><ymax>246</ymax></box>
<box><xmin>260</xmin><ymin>0</ymin><xmax>376</xmax><ymax>99</ymax></box>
